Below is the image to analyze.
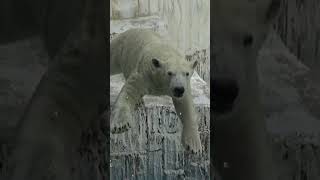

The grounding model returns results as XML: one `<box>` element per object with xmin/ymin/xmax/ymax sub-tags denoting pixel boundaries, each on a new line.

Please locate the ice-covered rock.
<box><xmin>110</xmin><ymin>16</ymin><xmax>168</xmax><ymax>41</ymax></box>
<box><xmin>157</xmin><ymin>0</ymin><xmax>210</xmax><ymax>55</ymax></box>
<box><xmin>110</xmin><ymin>72</ymin><xmax>210</xmax><ymax>180</ymax></box>
<box><xmin>186</xmin><ymin>48</ymin><xmax>210</xmax><ymax>84</ymax></box>
<box><xmin>110</xmin><ymin>0</ymin><xmax>210</xmax><ymax>53</ymax></box>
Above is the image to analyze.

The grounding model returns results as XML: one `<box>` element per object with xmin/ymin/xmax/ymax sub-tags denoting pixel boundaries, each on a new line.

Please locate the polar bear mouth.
<box><xmin>173</xmin><ymin>94</ymin><xmax>184</xmax><ymax>98</ymax></box>
<box><xmin>173</xmin><ymin>91</ymin><xmax>184</xmax><ymax>98</ymax></box>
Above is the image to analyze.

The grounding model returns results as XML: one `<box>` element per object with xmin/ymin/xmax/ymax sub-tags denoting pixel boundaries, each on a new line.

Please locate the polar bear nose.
<box><xmin>212</xmin><ymin>78</ymin><xmax>239</xmax><ymax>113</ymax></box>
<box><xmin>173</xmin><ymin>87</ymin><xmax>185</xmax><ymax>97</ymax></box>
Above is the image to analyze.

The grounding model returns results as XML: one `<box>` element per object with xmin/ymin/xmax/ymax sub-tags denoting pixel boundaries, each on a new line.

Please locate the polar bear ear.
<box><xmin>264</xmin><ymin>0</ymin><xmax>281</xmax><ymax>23</ymax></box>
<box><xmin>190</xmin><ymin>60</ymin><xmax>198</xmax><ymax>70</ymax></box>
<box><xmin>152</xmin><ymin>58</ymin><xmax>161</xmax><ymax>68</ymax></box>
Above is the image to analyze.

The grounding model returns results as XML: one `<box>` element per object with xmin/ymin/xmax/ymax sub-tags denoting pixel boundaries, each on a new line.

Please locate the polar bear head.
<box><xmin>154</xmin><ymin>58</ymin><xmax>197</xmax><ymax>99</ymax></box>
<box><xmin>212</xmin><ymin>0</ymin><xmax>281</xmax><ymax>114</ymax></box>
<box><xmin>142</xmin><ymin>45</ymin><xmax>198</xmax><ymax>99</ymax></box>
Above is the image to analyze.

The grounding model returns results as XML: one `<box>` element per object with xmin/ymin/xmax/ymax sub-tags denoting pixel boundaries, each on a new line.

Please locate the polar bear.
<box><xmin>110</xmin><ymin>28</ymin><xmax>201</xmax><ymax>153</ymax></box>
<box><xmin>212</xmin><ymin>0</ymin><xmax>281</xmax><ymax>179</ymax></box>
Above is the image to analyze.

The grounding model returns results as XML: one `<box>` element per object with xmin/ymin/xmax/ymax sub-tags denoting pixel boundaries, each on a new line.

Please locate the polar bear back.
<box><xmin>110</xmin><ymin>29</ymin><xmax>165</xmax><ymax>78</ymax></box>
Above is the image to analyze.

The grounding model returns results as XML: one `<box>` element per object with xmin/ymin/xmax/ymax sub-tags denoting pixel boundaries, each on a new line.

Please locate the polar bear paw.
<box><xmin>182</xmin><ymin>128</ymin><xmax>202</xmax><ymax>154</ymax></box>
<box><xmin>110</xmin><ymin>105</ymin><xmax>132</xmax><ymax>134</ymax></box>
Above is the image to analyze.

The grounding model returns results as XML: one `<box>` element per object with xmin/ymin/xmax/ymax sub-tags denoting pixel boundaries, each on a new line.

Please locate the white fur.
<box><xmin>110</xmin><ymin>29</ymin><xmax>201</xmax><ymax>153</ymax></box>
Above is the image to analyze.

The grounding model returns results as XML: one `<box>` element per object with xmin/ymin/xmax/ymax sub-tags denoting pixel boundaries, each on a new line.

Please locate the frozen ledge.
<box><xmin>110</xmin><ymin>72</ymin><xmax>210</xmax><ymax>179</ymax></box>
<box><xmin>110</xmin><ymin>71</ymin><xmax>210</xmax><ymax>107</ymax></box>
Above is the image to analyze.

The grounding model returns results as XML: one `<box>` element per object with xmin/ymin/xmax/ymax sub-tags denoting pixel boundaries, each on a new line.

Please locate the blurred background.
<box><xmin>0</xmin><ymin>0</ymin><xmax>320</xmax><ymax>179</ymax></box>
<box><xmin>213</xmin><ymin>1</ymin><xmax>320</xmax><ymax>179</ymax></box>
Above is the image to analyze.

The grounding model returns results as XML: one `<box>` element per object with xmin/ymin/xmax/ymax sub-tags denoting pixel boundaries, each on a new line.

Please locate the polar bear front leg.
<box><xmin>111</xmin><ymin>73</ymin><xmax>145</xmax><ymax>134</ymax></box>
<box><xmin>173</xmin><ymin>88</ymin><xmax>202</xmax><ymax>153</ymax></box>
<box><xmin>111</xmin><ymin>97</ymin><xmax>133</xmax><ymax>134</ymax></box>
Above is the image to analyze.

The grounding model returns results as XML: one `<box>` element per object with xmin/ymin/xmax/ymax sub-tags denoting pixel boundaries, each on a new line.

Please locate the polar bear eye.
<box><xmin>152</xmin><ymin>58</ymin><xmax>161</xmax><ymax>68</ymax></box>
<box><xmin>186</xmin><ymin>72</ymin><xmax>189</xmax><ymax>76</ymax></box>
<box><xmin>168</xmin><ymin>71</ymin><xmax>173</xmax><ymax>76</ymax></box>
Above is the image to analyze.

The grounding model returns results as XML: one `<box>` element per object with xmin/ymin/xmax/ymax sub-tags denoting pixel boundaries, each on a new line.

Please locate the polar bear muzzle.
<box><xmin>169</xmin><ymin>72</ymin><xmax>189</xmax><ymax>99</ymax></box>
<box><xmin>173</xmin><ymin>87</ymin><xmax>185</xmax><ymax>98</ymax></box>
